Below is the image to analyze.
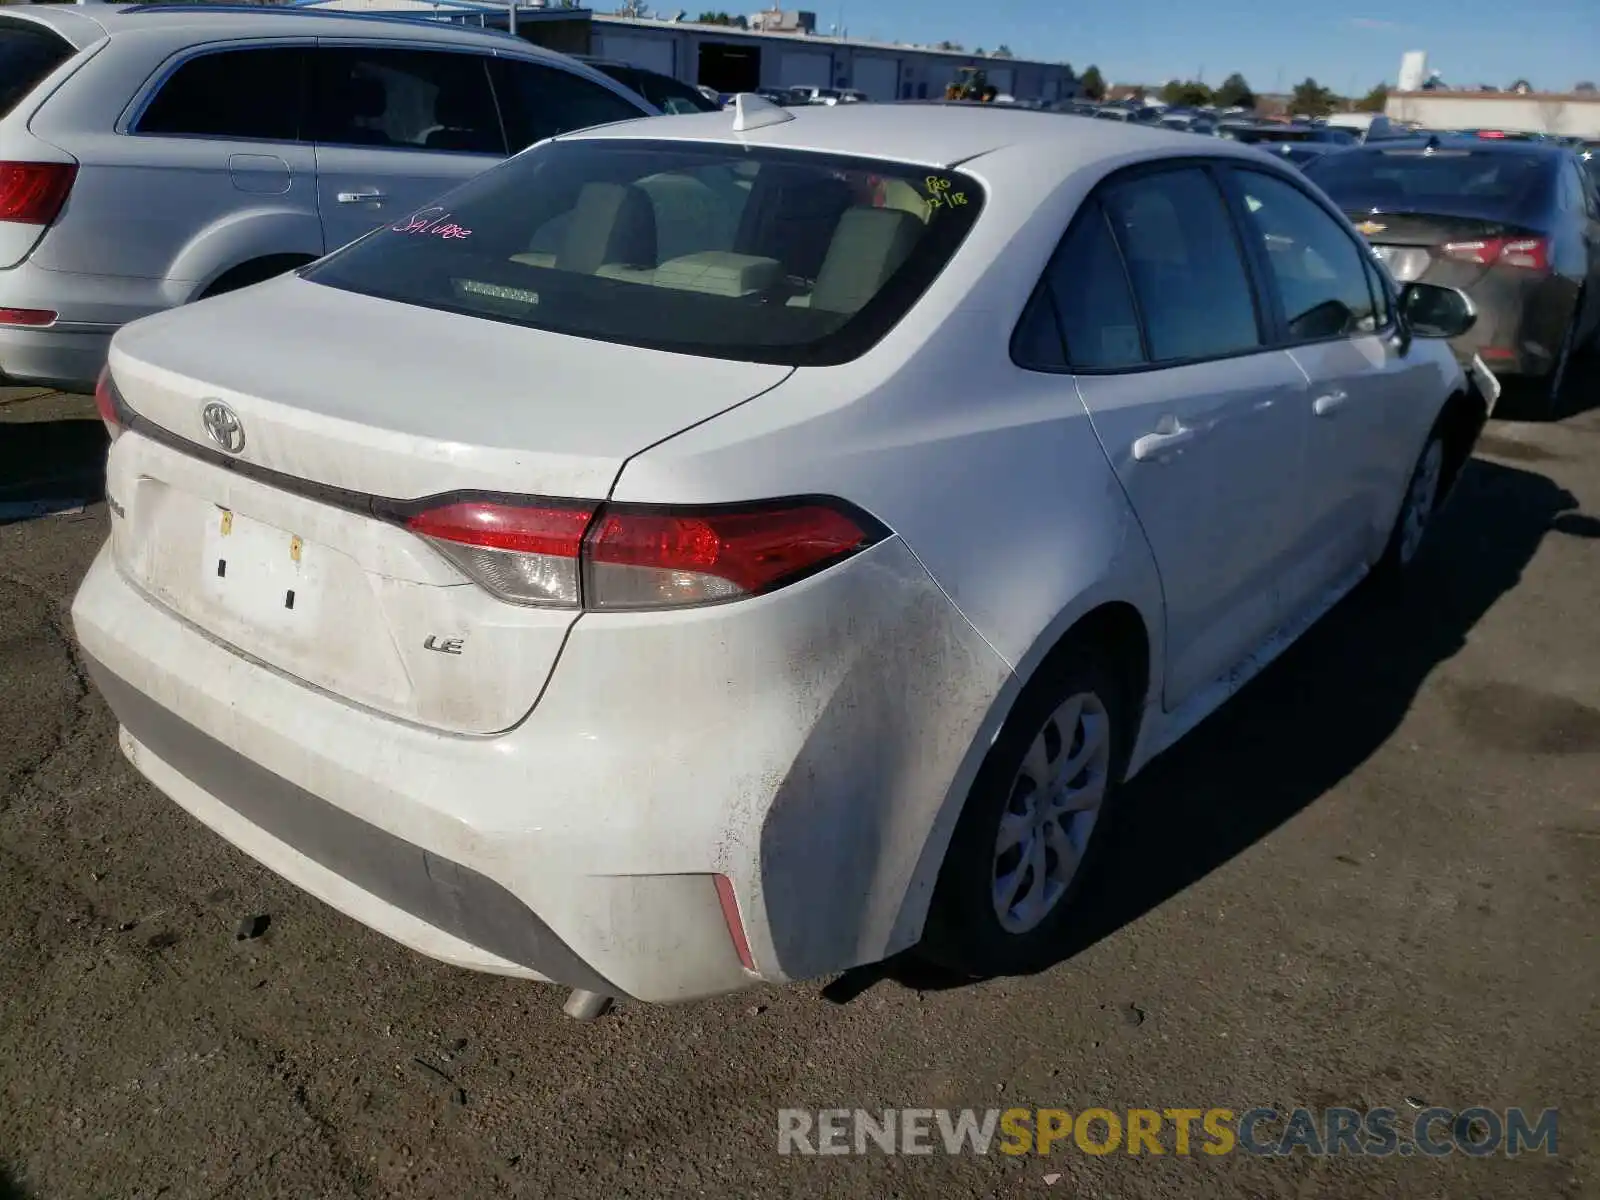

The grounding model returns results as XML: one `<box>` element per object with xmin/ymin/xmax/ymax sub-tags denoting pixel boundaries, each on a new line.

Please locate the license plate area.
<box><xmin>201</xmin><ymin>506</ymin><xmax>321</xmax><ymax>633</ymax></box>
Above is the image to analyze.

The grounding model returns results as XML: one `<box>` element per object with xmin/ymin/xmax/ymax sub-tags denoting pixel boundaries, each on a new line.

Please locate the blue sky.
<box><xmin>824</xmin><ymin>0</ymin><xmax>1598</xmax><ymax>95</ymax></box>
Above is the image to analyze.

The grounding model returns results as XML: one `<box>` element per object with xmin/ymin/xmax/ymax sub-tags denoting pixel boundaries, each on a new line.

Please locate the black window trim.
<box><xmin>122</xmin><ymin>39</ymin><xmax>311</xmax><ymax>144</ymax></box>
<box><xmin>1010</xmin><ymin>155</ymin><xmax>1278</xmax><ymax>377</ymax></box>
<box><xmin>487</xmin><ymin>54</ymin><xmax>649</xmax><ymax>156</ymax></box>
<box><xmin>1218</xmin><ymin>162</ymin><xmax>1401</xmax><ymax>351</ymax></box>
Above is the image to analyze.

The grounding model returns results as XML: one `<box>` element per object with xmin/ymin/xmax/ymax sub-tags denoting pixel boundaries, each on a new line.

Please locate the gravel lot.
<box><xmin>1</xmin><ymin>378</ymin><xmax>1597</xmax><ymax>1199</ymax></box>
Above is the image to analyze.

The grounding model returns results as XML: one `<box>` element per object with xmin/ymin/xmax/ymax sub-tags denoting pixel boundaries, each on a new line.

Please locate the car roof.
<box><xmin>559</xmin><ymin>100</ymin><xmax>1274</xmax><ymax>174</ymax></box>
<box><xmin>5</xmin><ymin>1</ymin><xmax>536</xmax><ymax>55</ymax></box>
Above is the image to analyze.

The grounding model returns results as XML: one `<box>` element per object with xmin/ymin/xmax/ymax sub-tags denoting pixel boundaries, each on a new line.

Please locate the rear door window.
<box><xmin>309</xmin><ymin>48</ymin><xmax>503</xmax><ymax>154</ymax></box>
<box><xmin>135</xmin><ymin>47</ymin><xmax>306</xmax><ymax>141</ymax></box>
<box><xmin>301</xmin><ymin>140</ymin><xmax>982</xmax><ymax>366</ymax></box>
<box><xmin>491</xmin><ymin>59</ymin><xmax>646</xmax><ymax>151</ymax></box>
<box><xmin>1100</xmin><ymin>167</ymin><xmax>1263</xmax><ymax>363</ymax></box>
<box><xmin>0</xmin><ymin>18</ymin><xmax>74</xmax><ymax>121</ymax></box>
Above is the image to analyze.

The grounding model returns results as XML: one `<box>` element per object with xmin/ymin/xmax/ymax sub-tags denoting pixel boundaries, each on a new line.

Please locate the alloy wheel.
<box><xmin>991</xmin><ymin>691</ymin><xmax>1112</xmax><ymax>934</ymax></box>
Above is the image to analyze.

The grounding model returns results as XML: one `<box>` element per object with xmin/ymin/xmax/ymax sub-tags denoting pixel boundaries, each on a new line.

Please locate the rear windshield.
<box><xmin>1305</xmin><ymin>149</ymin><xmax>1552</xmax><ymax>210</ymax></box>
<box><xmin>302</xmin><ymin>139</ymin><xmax>984</xmax><ymax>366</ymax></box>
<box><xmin>0</xmin><ymin>19</ymin><xmax>74</xmax><ymax>120</ymax></box>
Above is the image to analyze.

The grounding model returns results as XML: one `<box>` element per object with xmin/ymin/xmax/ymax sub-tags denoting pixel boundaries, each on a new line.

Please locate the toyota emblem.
<box><xmin>200</xmin><ymin>401</ymin><xmax>245</xmax><ymax>454</ymax></box>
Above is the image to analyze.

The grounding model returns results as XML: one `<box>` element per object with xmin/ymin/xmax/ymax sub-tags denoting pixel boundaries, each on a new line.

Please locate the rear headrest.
<box><xmin>809</xmin><ymin>207</ymin><xmax>923</xmax><ymax>314</ymax></box>
<box><xmin>556</xmin><ymin>182</ymin><xmax>658</xmax><ymax>274</ymax></box>
<box><xmin>344</xmin><ymin>76</ymin><xmax>387</xmax><ymax>121</ymax></box>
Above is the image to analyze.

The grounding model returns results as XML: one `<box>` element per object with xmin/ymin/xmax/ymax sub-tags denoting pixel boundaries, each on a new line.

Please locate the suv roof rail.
<box><xmin>115</xmin><ymin>2</ymin><xmax>525</xmax><ymax>38</ymax></box>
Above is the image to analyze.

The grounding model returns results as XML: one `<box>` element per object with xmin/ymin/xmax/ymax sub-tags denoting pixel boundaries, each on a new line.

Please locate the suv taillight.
<box><xmin>0</xmin><ymin>162</ymin><xmax>76</xmax><ymax>225</ymax></box>
<box><xmin>404</xmin><ymin>498</ymin><xmax>883</xmax><ymax>610</ymax></box>
<box><xmin>1440</xmin><ymin>236</ymin><xmax>1550</xmax><ymax>271</ymax></box>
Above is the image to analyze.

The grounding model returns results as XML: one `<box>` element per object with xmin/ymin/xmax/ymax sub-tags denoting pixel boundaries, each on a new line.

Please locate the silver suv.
<box><xmin>0</xmin><ymin>3</ymin><xmax>652</xmax><ymax>392</ymax></box>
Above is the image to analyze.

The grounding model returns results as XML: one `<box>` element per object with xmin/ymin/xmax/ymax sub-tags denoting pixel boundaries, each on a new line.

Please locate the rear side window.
<box><xmin>491</xmin><ymin>59</ymin><xmax>646</xmax><ymax>151</ymax></box>
<box><xmin>309</xmin><ymin>48</ymin><xmax>503</xmax><ymax>154</ymax></box>
<box><xmin>632</xmin><ymin>70</ymin><xmax>721</xmax><ymax>115</ymax></box>
<box><xmin>1013</xmin><ymin>201</ymin><xmax>1145</xmax><ymax>371</ymax></box>
<box><xmin>0</xmin><ymin>18</ymin><xmax>74</xmax><ymax>122</ymax></box>
<box><xmin>301</xmin><ymin>140</ymin><xmax>982</xmax><ymax>366</ymax></box>
<box><xmin>136</xmin><ymin>48</ymin><xmax>306</xmax><ymax>141</ymax></box>
<box><xmin>1100</xmin><ymin>168</ymin><xmax>1262</xmax><ymax>363</ymax></box>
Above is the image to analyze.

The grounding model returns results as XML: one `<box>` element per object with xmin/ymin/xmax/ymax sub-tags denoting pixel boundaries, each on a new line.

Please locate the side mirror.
<box><xmin>1401</xmin><ymin>282</ymin><xmax>1478</xmax><ymax>339</ymax></box>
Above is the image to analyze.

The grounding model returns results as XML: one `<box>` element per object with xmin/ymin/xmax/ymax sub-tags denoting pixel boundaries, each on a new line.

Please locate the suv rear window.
<box><xmin>0</xmin><ymin>18</ymin><xmax>74</xmax><ymax>121</ymax></box>
<box><xmin>302</xmin><ymin>140</ymin><xmax>983</xmax><ymax>366</ymax></box>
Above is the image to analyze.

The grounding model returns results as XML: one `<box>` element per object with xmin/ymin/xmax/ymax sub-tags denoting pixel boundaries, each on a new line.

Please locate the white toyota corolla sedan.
<box><xmin>73</xmin><ymin>98</ymin><xmax>1491</xmax><ymax>1014</ymax></box>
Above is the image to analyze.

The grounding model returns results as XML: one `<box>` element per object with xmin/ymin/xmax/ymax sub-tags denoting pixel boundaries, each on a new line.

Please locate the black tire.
<box><xmin>919</xmin><ymin>644</ymin><xmax>1131</xmax><ymax>977</ymax></box>
<box><xmin>1373</xmin><ymin>424</ymin><xmax>1447</xmax><ymax>582</ymax></box>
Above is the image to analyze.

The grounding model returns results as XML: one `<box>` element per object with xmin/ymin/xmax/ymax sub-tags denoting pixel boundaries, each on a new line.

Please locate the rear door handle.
<box><xmin>336</xmin><ymin>190</ymin><xmax>384</xmax><ymax>204</ymax></box>
<box><xmin>1132</xmin><ymin>423</ymin><xmax>1198</xmax><ymax>462</ymax></box>
<box><xmin>1313</xmin><ymin>390</ymin><xmax>1349</xmax><ymax>416</ymax></box>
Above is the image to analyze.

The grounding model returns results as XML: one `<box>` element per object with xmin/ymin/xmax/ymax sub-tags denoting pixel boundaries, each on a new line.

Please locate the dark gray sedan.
<box><xmin>1305</xmin><ymin>137</ymin><xmax>1600</xmax><ymax>411</ymax></box>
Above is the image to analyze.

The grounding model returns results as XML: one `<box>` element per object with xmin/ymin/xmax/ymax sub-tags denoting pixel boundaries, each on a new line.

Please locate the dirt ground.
<box><xmin>0</xmin><ymin>378</ymin><xmax>1596</xmax><ymax>1199</ymax></box>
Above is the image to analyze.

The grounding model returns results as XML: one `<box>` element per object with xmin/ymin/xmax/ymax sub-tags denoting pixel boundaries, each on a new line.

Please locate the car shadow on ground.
<box><xmin>0</xmin><ymin>418</ymin><xmax>107</xmax><ymax>525</ymax></box>
<box><xmin>0</xmin><ymin>1163</ymin><xmax>29</xmax><ymax>1200</ymax></box>
<box><xmin>826</xmin><ymin>452</ymin><xmax>1599</xmax><ymax>1002</ymax></box>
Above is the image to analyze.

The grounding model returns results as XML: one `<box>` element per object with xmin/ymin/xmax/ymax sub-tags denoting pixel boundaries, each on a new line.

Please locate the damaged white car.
<box><xmin>73</xmin><ymin>97</ymin><xmax>1486</xmax><ymax>1015</ymax></box>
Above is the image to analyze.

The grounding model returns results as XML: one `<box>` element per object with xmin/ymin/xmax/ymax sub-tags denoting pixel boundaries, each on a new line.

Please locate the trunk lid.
<box><xmin>106</xmin><ymin>275</ymin><xmax>791</xmax><ymax>734</ymax></box>
<box><xmin>1344</xmin><ymin>208</ymin><xmax>1542</xmax><ymax>287</ymax></box>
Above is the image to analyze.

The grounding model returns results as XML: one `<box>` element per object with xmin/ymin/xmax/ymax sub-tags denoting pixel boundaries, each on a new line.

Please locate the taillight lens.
<box><xmin>1440</xmin><ymin>236</ymin><xmax>1549</xmax><ymax>271</ymax></box>
<box><xmin>0</xmin><ymin>162</ymin><xmax>77</xmax><ymax>225</ymax></box>
<box><xmin>93</xmin><ymin>365</ymin><xmax>122</xmax><ymax>441</ymax></box>
<box><xmin>403</xmin><ymin>498</ymin><xmax>882</xmax><ymax>610</ymax></box>
<box><xmin>406</xmin><ymin>501</ymin><xmax>594</xmax><ymax>607</ymax></box>
<box><xmin>584</xmin><ymin>503</ymin><xmax>875</xmax><ymax>609</ymax></box>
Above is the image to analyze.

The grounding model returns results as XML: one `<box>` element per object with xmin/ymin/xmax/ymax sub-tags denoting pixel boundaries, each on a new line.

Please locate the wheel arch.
<box><xmin>198</xmin><ymin>252</ymin><xmax>319</xmax><ymax>300</ymax></box>
<box><xmin>884</xmin><ymin>587</ymin><xmax>1163</xmax><ymax>958</ymax></box>
<box><xmin>165</xmin><ymin>207</ymin><xmax>323</xmax><ymax>302</ymax></box>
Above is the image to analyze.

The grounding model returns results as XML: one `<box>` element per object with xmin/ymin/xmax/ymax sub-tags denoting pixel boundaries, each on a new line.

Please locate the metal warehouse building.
<box><xmin>590</xmin><ymin>14</ymin><xmax>1078</xmax><ymax>103</ymax></box>
<box><xmin>295</xmin><ymin>1</ymin><xmax>1078</xmax><ymax>103</ymax></box>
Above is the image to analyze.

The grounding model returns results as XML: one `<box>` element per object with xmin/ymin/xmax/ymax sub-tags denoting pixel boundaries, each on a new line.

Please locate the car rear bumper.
<box><xmin>1449</xmin><ymin>269</ymin><xmax>1577</xmax><ymax>379</ymax></box>
<box><xmin>72</xmin><ymin>534</ymin><xmax>1011</xmax><ymax>1003</ymax></box>
<box><xmin>0</xmin><ymin>263</ymin><xmax>184</xmax><ymax>391</ymax></box>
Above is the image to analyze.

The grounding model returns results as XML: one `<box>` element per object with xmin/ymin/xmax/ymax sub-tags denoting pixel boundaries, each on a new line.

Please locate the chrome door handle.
<box><xmin>1132</xmin><ymin>424</ymin><xmax>1198</xmax><ymax>462</ymax></box>
<box><xmin>336</xmin><ymin>190</ymin><xmax>384</xmax><ymax>204</ymax></box>
<box><xmin>1313</xmin><ymin>390</ymin><xmax>1349</xmax><ymax>416</ymax></box>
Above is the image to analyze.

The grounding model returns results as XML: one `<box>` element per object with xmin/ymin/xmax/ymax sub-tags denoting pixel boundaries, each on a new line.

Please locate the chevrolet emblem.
<box><xmin>1355</xmin><ymin>220</ymin><xmax>1387</xmax><ymax>235</ymax></box>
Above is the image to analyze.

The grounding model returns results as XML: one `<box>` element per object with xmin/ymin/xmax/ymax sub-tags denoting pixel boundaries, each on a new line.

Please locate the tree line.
<box><xmin>1074</xmin><ymin>67</ymin><xmax>1390</xmax><ymax>116</ymax></box>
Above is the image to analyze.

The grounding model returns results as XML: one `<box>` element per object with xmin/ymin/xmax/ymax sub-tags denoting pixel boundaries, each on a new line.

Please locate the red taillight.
<box><xmin>1476</xmin><ymin>129</ymin><xmax>1507</xmax><ymax>139</ymax></box>
<box><xmin>583</xmin><ymin>503</ymin><xmax>875</xmax><ymax>609</ymax></box>
<box><xmin>1440</xmin><ymin>236</ymin><xmax>1549</xmax><ymax>271</ymax></box>
<box><xmin>0</xmin><ymin>162</ymin><xmax>76</xmax><ymax>225</ymax></box>
<box><xmin>93</xmin><ymin>365</ymin><xmax>122</xmax><ymax>440</ymax></box>
<box><xmin>0</xmin><ymin>307</ymin><xmax>56</xmax><ymax>326</ymax></box>
<box><xmin>403</xmin><ymin>498</ymin><xmax>880</xmax><ymax>610</ymax></box>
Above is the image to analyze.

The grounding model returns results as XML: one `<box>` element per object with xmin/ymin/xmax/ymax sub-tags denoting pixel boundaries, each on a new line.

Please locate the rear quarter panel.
<box><xmin>611</xmin><ymin>146</ymin><xmax>1171</xmax><ymax>955</ymax></box>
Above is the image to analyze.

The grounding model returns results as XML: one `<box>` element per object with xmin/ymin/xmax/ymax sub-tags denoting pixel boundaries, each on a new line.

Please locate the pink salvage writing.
<box><xmin>390</xmin><ymin>207</ymin><xmax>472</xmax><ymax>240</ymax></box>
